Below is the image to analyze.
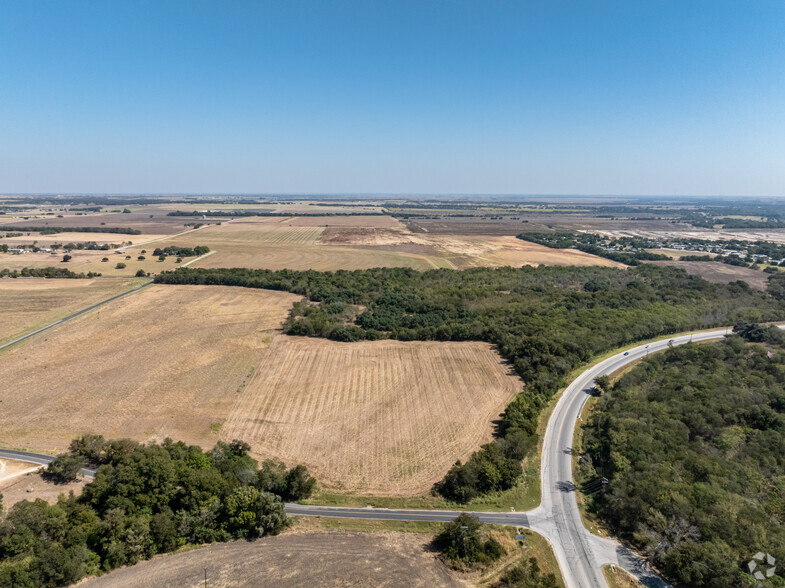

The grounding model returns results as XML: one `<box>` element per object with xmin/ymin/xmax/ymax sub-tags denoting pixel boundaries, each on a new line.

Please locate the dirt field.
<box><xmin>222</xmin><ymin>337</ymin><xmax>522</xmax><ymax>495</ymax></box>
<box><xmin>0</xmin><ymin>285</ymin><xmax>300</xmax><ymax>453</ymax></box>
<box><xmin>650</xmin><ymin>260</ymin><xmax>769</xmax><ymax>290</ymax></box>
<box><xmin>140</xmin><ymin>216</ymin><xmax>618</xmax><ymax>272</ymax></box>
<box><xmin>0</xmin><ymin>277</ymin><xmax>144</xmax><ymax>345</ymax></box>
<box><xmin>82</xmin><ymin>532</ymin><xmax>463</xmax><ymax>588</ymax></box>
<box><xmin>155</xmin><ymin>217</ymin><xmax>443</xmax><ymax>271</ymax></box>
<box><xmin>0</xmin><ymin>467</ymin><xmax>86</xmax><ymax>513</ymax></box>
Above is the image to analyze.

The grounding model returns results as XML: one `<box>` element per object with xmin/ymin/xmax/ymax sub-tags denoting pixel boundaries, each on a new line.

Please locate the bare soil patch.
<box><xmin>82</xmin><ymin>531</ymin><xmax>462</xmax><ymax>588</ymax></box>
<box><xmin>650</xmin><ymin>260</ymin><xmax>768</xmax><ymax>290</ymax></box>
<box><xmin>223</xmin><ymin>337</ymin><xmax>522</xmax><ymax>495</ymax></box>
<box><xmin>0</xmin><ymin>468</ymin><xmax>86</xmax><ymax>513</ymax></box>
<box><xmin>0</xmin><ymin>277</ymin><xmax>143</xmax><ymax>345</ymax></box>
<box><xmin>0</xmin><ymin>285</ymin><xmax>300</xmax><ymax>453</ymax></box>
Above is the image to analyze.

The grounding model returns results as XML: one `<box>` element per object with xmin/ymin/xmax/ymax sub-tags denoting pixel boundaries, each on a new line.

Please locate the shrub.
<box><xmin>115</xmin><ymin>263</ymin><xmax>126</xmax><ymax>269</ymax></box>
<box><xmin>135</xmin><ymin>269</ymin><xmax>146</xmax><ymax>277</ymax></box>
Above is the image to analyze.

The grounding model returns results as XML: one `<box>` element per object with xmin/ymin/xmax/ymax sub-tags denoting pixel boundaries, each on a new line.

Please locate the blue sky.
<box><xmin>1</xmin><ymin>1</ymin><xmax>784</xmax><ymax>196</ymax></box>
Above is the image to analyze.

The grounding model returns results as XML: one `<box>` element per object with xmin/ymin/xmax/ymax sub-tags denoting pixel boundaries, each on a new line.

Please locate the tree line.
<box><xmin>0</xmin><ymin>226</ymin><xmax>142</xmax><ymax>235</ymax></box>
<box><xmin>155</xmin><ymin>264</ymin><xmax>785</xmax><ymax>503</ymax></box>
<box><xmin>152</xmin><ymin>245</ymin><xmax>209</xmax><ymax>258</ymax></box>
<box><xmin>0</xmin><ymin>267</ymin><xmax>100</xmax><ymax>279</ymax></box>
<box><xmin>0</xmin><ymin>436</ymin><xmax>315</xmax><ymax>587</ymax></box>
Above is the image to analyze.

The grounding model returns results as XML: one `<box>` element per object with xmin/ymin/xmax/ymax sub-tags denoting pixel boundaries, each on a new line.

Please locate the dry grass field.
<box><xmin>650</xmin><ymin>259</ymin><xmax>769</xmax><ymax>290</ymax></box>
<box><xmin>82</xmin><ymin>532</ymin><xmax>463</xmax><ymax>588</ymax></box>
<box><xmin>0</xmin><ymin>467</ymin><xmax>86</xmax><ymax>513</ymax></box>
<box><xmin>153</xmin><ymin>217</ymin><xmax>442</xmax><ymax>271</ymax></box>
<box><xmin>0</xmin><ymin>285</ymin><xmax>300</xmax><ymax>453</ymax></box>
<box><xmin>141</xmin><ymin>216</ymin><xmax>618</xmax><ymax>272</ymax></box>
<box><xmin>222</xmin><ymin>337</ymin><xmax>522</xmax><ymax>495</ymax></box>
<box><xmin>0</xmin><ymin>277</ymin><xmax>144</xmax><ymax>345</ymax></box>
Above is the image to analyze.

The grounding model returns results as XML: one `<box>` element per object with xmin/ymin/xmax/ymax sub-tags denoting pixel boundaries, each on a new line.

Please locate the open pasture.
<box><xmin>0</xmin><ymin>277</ymin><xmax>144</xmax><ymax>345</ymax></box>
<box><xmin>222</xmin><ymin>336</ymin><xmax>522</xmax><ymax>495</ymax></box>
<box><xmin>0</xmin><ymin>285</ymin><xmax>300</xmax><ymax>453</ymax></box>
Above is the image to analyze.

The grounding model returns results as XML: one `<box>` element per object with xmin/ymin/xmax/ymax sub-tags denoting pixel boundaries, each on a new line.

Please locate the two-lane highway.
<box><xmin>527</xmin><ymin>329</ymin><xmax>730</xmax><ymax>587</ymax></box>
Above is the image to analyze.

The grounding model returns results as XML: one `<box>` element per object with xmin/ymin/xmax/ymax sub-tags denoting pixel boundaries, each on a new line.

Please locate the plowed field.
<box><xmin>223</xmin><ymin>337</ymin><xmax>522</xmax><ymax>495</ymax></box>
<box><xmin>0</xmin><ymin>285</ymin><xmax>299</xmax><ymax>453</ymax></box>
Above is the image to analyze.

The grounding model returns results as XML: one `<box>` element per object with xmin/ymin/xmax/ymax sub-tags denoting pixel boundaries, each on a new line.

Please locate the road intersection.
<box><xmin>3</xmin><ymin>327</ymin><xmax>740</xmax><ymax>586</ymax></box>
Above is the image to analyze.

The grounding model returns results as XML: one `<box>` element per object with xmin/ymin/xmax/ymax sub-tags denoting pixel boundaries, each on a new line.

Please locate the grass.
<box><xmin>288</xmin><ymin>515</ymin><xmax>443</xmax><ymax>535</ymax></box>
<box><xmin>519</xmin><ymin>530</ymin><xmax>566</xmax><ymax>587</ymax></box>
<box><xmin>603</xmin><ymin>565</ymin><xmax>642</xmax><ymax>587</ymax></box>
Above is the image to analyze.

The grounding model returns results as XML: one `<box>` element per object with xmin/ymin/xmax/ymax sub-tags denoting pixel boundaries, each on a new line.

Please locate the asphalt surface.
<box><xmin>0</xmin><ymin>448</ymin><xmax>96</xmax><ymax>478</ymax></box>
<box><xmin>0</xmin><ymin>278</ymin><xmax>153</xmax><ymax>352</ymax></box>
<box><xmin>0</xmin><ymin>324</ymin><xmax>747</xmax><ymax>587</ymax></box>
<box><xmin>523</xmin><ymin>331</ymin><xmax>733</xmax><ymax>587</ymax></box>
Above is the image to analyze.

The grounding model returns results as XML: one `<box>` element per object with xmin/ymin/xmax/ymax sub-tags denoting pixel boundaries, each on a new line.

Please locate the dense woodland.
<box><xmin>156</xmin><ymin>264</ymin><xmax>784</xmax><ymax>502</ymax></box>
<box><xmin>0</xmin><ymin>436</ymin><xmax>315</xmax><ymax>587</ymax></box>
<box><xmin>581</xmin><ymin>330</ymin><xmax>785</xmax><ymax>587</ymax></box>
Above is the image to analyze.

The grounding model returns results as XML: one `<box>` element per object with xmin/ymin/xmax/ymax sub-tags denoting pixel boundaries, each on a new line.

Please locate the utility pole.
<box><xmin>204</xmin><ymin>568</ymin><xmax>207</xmax><ymax>588</ymax></box>
<box><xmin>460</xmin><ymin>525</ymin><xmax>468</xmax><ymax>557</ymax></box>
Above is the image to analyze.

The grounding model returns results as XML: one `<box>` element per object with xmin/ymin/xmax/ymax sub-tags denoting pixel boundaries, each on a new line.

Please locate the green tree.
<box><xmin>43</xmin><ymin>454</ymin><xmax>85</xmax><ymax>484</ymax></box>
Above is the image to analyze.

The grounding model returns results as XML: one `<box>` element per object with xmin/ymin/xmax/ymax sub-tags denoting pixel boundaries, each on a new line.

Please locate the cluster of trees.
<box><xmin>517</xmin><ymin>233</ymin><xmax>669</xmax><ymax>265</ymax></box>
<box><xmin>0</xmin><ymin>436</ymin><xmax>315</xmax><ymax>587</ymax></box>
<box><xmin>0</xmin><ymin>226</ymin><xmax>142</xmax><ymax>235</ymax></box>
<box><xmin>152</xmin><ymin>245</ymin><xmax>209</xmax><ymax>258</ymax></box>
<box><xmin>0</xmin><ymin>267</ymin><xmax>100</xmax><ymax>279</ymax></box>
<box><xmin>433</xmin><ymin>513</ymin><xmax>505</xmax><ymax>567</ymax></box>
<box><xmin>580</xmin><ymin>334</ymin><xmax>785</xmax><ymax>587</ymax></box>
<box><xmin>434</xmin><ymin>514</ymin><xmax>557</xmax><ymax>586</ymax></box>
<box><xmin>155</xmin><ymin>264</ymin><xmax>785</xmax><ymax>502</ymax></box>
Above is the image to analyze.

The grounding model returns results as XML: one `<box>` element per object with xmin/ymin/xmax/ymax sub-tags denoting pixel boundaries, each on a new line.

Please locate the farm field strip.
<box><xmin>0</xmin><ymin>277</ymin><xmax>145</xmax><ymax>346</ymax></box>
<box><xmin>0</xmin><ymin>285</ymin><xmax>300</xmax><ymax>453</ymax></box>
<box><xmin>222</xmin><ymin>337</ymin><xmax>521</xmax><ymax>495</ymax></box>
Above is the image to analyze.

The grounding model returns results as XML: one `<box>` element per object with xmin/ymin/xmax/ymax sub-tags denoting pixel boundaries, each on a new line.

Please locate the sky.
<box><xmin>1</xmin><ymin>1</ymin><xmax>784</xmax><ymax>196</ymax></box>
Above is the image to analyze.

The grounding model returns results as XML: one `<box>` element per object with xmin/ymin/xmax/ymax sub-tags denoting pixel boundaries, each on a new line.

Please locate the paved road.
<box><xmin>285</xmin><ymin>504</ymin><xmax>529</xmax><ymax>526</ymax></box>
<box><xmin>524</xmin><ymin>331</ymin><xmax>733</xmax><ymax>587</ymax></box>
<box><xmin>1</xmin><ymin>326</ymin><xmax>744</xmax><ymax>587</ymax></box>
<box><xmin>0</xmin><ymin>449</ymin><xmax>96</xmax><ymax>478</ymax></box>
<box><xmin>0</xmin><ymin>278</ymin><xmax>153</xmax><ymax>352</ymax></box>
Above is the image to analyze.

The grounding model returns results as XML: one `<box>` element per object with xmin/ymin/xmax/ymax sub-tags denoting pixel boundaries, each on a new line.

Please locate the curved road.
<box><xmin>2</xmin><ymin>327</ymin><xmax>743</xmax><ymax>586</ymax></box>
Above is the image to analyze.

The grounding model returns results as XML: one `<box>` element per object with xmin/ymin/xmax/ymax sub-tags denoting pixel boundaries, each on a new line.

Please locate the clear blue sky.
<box><xmin>1</xmin><ymin>1</ymin><xmax>784</xmax><ymax>196</ymax></box>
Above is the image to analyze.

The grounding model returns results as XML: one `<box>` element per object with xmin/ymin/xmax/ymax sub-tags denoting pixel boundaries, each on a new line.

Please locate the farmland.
<box><xmin>0</xmin><ymin>285</ymin><xmax>299</xmax><ymax>453</ymax></box>
<box><xmin>0</xmin><ymin>277</ymin><xmax>144</xmax><ymax>345</ymax></box>
<box><xmin>82</xmin><ymin>532</ymin><xmax>462</xmax><ymax>588</ymax></box>
<box><xmin>144</xmin><ymin>216</ymin><xmax>619</xmax><ymax>272</ymax></box>
<box><xmin>222</xmin><ymin>336</ymin><xmax>522</xmax><ymax>495</ymax></box>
